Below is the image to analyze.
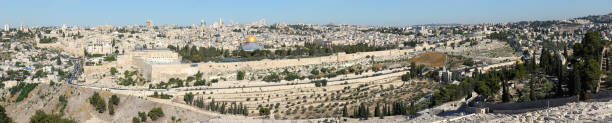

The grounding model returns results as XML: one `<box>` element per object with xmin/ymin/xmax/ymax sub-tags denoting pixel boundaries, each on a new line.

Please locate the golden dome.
<box><xmin>246</xmin><ymin>35</ymin><xmax>257</xmax><ymax>43</ymax></box>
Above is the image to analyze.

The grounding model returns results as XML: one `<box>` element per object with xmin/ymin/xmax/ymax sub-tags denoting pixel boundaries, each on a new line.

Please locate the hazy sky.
<box><xmin>2</xmin><ymin>0</ymin><xmax>612</xmax><ymax>26</ymax></box>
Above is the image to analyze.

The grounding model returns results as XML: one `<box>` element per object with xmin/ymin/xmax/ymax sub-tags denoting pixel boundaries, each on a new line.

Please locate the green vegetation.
<box><xmin>313</xmin><ymin>79</ymin><xmax>328</xmax><ymax>87</ymax></box>
<box><xmin>310</xmin><ymin>68</ymin><xmax>320</xmax><ymax>75</ymax></box>
<box><xmin>57</xmin><ymin>95</ymin><xmax>68</xmax><ymax>114</ymax></box>
<box><xmin>168</xmin><ymin>42</ymin><xmax>395</xmax><ymax>62</ymax></box>
<box><xmin>428</xmin><ymin>31</ymin><xmax>608</xmax><ymax>107</ymax></box>
<box><xmin>192</xmin><ymin>98</ymin><xmax>248</xmax><ymax>116</ymax></box>
<box><xmin>184</xmin><ymin>92</ymin><xmax>194</xmax><ymax>104</ymax></box>
<box><xmin>237</xmin><ymin>71</ymin><xmax>245</xmax><ymax>80</ymax></box>
<box><xmin>9</xmin><ymin>82</ymin><xmax>38</xmax><ymax>102</ymax></box>
<box><xmin>103</xmin><ymin>55</ymin><xmax>116</xmax><ymax>61</ymax></box>
<box><xmin>89</xmin><ymin>92</ymin><xmax>107</xmax><ymax>113</ymax></box>
<box><xmin>29</xmin><ymin>110</ymin><xmax>76</xmax><ymax>123</ymax></box>
<box><xmin>110</xmin><ymin>67</ymin><xmax>117</xmax><ymax>76</ymax></box>
<box><xmin>1</xmin><ymin>70</ymin><xmax>29</xmax><ymax>82</ymax></box>
<box><xmin>486</xmin><ymin>32</ymin><xmax>512</xmax><ymax>41</ymax></box>
<box><xmin>569</xmin><ymin>31</ymin><xmax>604</xmax><ymax>100</ymax></box>
<box><xmin>107</xmin><ymin>95</ymin><xmax>119</xmax><ymax>115</ymax></box>
<box><xmin>110</xmin><ymin>95</ymin><xmax>120</xmax><ymax>105</ymax></box>
<box><xmin>132</xmin><ymin>117</ymin><xmax>141</xmax><ymax>123</ymax></box>
<box><xmin>283</xmin><ymin>71</ymin><xmax>302</xmax><ymax>81</ymax></box>
<box><xmin>0</xmin><ymin>105</ymin><xmax>14</xmax><ymax>123</ymax></box>
<box><xmin>55</xmin><ymin>57</ymin><xmax>62</xmax><ymax>65</ymax></box>
<box><xmin>117</xmin><ymin>70</ymin><xmax>145</xmax><ymax>86</ymax></box>
<box><xmin>138</xmin><ymin>111</ymin><xmax>147</xmax><ymax>122</ymax></box>
<box><xmin>108</xmin><ymin>101</ymin><xmax>115</xmax><ymax>115</ymax></box>
<box><xmin>259</xmin><ymin>107</ymin><xmax>271</xmax><ymax>116</ymax></box>
<box><xmin>149</xmin><ymin>92</ymin><xmax>173</xmax><ymax>99</ymax></box>
<box><xmin>147</xmin><ymin>107</ymin><xmax>164</xmax><ymax>121</ymax></box>
<box><xmin>193</xmin><ymin>79</ymin><xmax>207</xmax><ymax>86</ymax></box>
<box><xmin>39</xmin><ymin>37</ymin><xmax>58</xmax><ymax>43</ymax></box>
<box><xmin>152</xmin><ymin>72</ymin><xmax>208</xmax><ymax>88</ymax></box>
<box><xmin>352</xmin><ymin>103</ymin><xmax>371</xmax><ymax>120</ymax></box>
<box><xmin>263</xmin><ymin>73</ymin><xmax>281</xmax><ymax>82</ymax></box>
<box><xmin>32</xmin><ymin>69</ymin><xmax>47</xmax><ymax>80</ymax></box>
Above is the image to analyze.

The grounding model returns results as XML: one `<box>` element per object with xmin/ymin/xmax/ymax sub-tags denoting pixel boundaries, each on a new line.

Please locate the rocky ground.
<box><xmin>1</xmin><ymin>83</ymin><xmax>214</xmax><ymax>123</ymax></box>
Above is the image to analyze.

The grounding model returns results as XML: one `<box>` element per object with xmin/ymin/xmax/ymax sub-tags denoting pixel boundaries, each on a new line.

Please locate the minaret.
<box><xmin>62</xmin><ymin>24</ymin><xmax>67</xmax><ymax>31</ymax></box>
<box><xmin>201</xmin><ymin>19</ymin><xmax>206</xmax><ymax>26</ymax></box>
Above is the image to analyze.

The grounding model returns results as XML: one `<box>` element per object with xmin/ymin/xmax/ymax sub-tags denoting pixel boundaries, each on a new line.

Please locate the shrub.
<box><xmin>259</xmin><ymin>107</ymin><xmax>271</xmax><ymax>116</ymax></box>
<box><xmin>313</xmin><ymin>79</ymin><xmax>328</xmax><ymax>87</ymax></box>
<box><xmin>132</xmin><ymin>117</ymin><xmax>140</xmax><ymax>123</ymax></box>
<box><xmin>10</xmin><ymin>82</ymin><xmax>39</xmax><ymax>102</ymax></box>
<box><xmin>237</xmin><ymin>71</ymin><xmax>245</xmax><ymax>80</ymax></box>
<box><xmin>108</xmin><ymin>102</ymin><xmax>115</xmax><ymax>115</ymax></box>
<box><xmin>138</xmin><ymin>112</ymin><xmax>147</xmax><ymax>122</ymax></box>
<box><xmin>110</xmin><ymin>95</ymin><xmax>120</xmax><ymax>105</ymax></box>
<box><xmin>103</xmin><ymin>55</ymin><xmax>116</xmax><ymax>61</ymax></box>
<box><xmin>89</xmin><ymin>92</ymin><xmax>107</xmax><ymax>113</ymax></box>
<box><xmin>184</xmin><ymin>92</ymin><xmax>194</xmax><ymax>104</ymax></box>
<box><xmin>263</xmin><ymin>73</ymin><xmax>281</xmax><ymax>82</ymax></box>
<box><xmin>29</xmin><ymin>110</ymin><xmax>76</xmax><ymax>123</ymax></box>
<box><xmin>110</xmin><ymin>67</ymin><xmax>118</xmax><ymax>76</ymax></box>
<box><xmin>148</xmin><ymin>107</ymin><xmax>164</xmax><ymax>121</ymax></box>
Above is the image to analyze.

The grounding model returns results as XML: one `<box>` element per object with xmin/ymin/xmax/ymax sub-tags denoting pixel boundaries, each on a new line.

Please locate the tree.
<box><xmin>311</xmin><ymin>69</ymin><xmax>320</xmax><ymax>75</ymax></box>
<box><xmin>259</xmin><ymin>107</ymin><xmax>270</xmax><ymax>116</ymax></box>
<box><xmin>184</xmin><ymin>92</ymin><xmax>194</xmax><ymax>104</ymax></box>
<box><xmin>582</xmin><ymin>59</ymin><xmax>601</xmax><ymax>93</ymax></box>
<box><xmin>569</xmin><ymin>69</ymin><xmax>582</xmax><ymax>95</ymax></box>
<box><xmin>342</xmin><ymin>104</ymin><xmax>348</xmax><ymax>117</ymax></box>
<box><xmin>237</xmin><ymin>71</ymin><xmax>245</xmax><ymax>80</ymax></box>
<box><xmin>381</xmin><ymin>103</ymin><xmax>387</xmax><ymax>118</ymax></box>
<box><xmin>529</xmin><ymin>79</ymin><xmax>537</xmax><ymax>101</ymax></box>
<box><xmin>570</xmin><ymin>31</ymin><xmax>604</xmax><ymax>98</ymax></box>
<box><xmin>194</xmin><ymin>71</ymin><xmax>203</xmax><ymax>80</ymax></box>
<box><xmin>263</xmin><ymin>73</ymin><xmax>281</xmax><ymax>82</ymax></box>
<box><xmin>502</xmin><ymin>81</ymin><xmax>511</xmax><ymax>102</ymax></box>
<box><xmin>56</xmin><ymin>57</ymin><xmax>62</xmax><ymax>65</ymax></box>
<box><xmin>89</xmin><ymin>92</ymin><xmax>107</xmax><ymax>113</ymax></box>
<box><xmin>408</xmin><ymin>102</ymin><xmax>416</xmax><ymax>116</ymax></box>
<box><xmin>29</xmin><ymin>110</ymin><xmax>76</xmax><ymax>123</ymax></box>
<box><xmin>138</xmin><ymin>111</ymin><xmax>147</xmax><ymax>122</ymax></box>
<box><xmin>401</xmin><ymin>72</ymin><xmax>410</xmax><ymax>82</ymax></box>
<box><xmin>110</xmin><ymin>95</ymin><xmax>120</xmax><ymax>105</ymax></box>
<box><xmin>108</xmin><ymin>101</ymin><xmax>115</xmax><ymax>115</ymax></box>
<box><xmin>148</xmin><ymin>107</ymin><xmax>164</xmax><ymax>121</ymax></box>
<box><xmin>132</xmin><ymin>117</ymin><xmax>141</xmax><ymax>123</ymax></box>
<box><xmin>374</xmin><ymin>103</ymin><xmax>381</xmax><ymax>117</ymax></box>
<box><xmin>110</xmin><ymin>67</ymin><xmax>118</xmax><ymax>76</ymax></box>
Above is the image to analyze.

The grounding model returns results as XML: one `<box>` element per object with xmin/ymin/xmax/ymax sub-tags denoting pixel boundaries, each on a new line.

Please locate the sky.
<box><xmin>1</xmin><ymin>0</ymin><xmax>612</xmax><ymax>27</ymax></box>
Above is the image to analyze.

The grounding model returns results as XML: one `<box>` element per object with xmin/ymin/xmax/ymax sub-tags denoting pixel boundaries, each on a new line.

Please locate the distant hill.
<box><xmin>577</xmin><ymin>12</ymin><xmax>612</xmax><ymax>23</ymax></box>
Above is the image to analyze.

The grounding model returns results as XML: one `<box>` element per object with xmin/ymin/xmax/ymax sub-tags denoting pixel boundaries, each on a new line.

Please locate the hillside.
<box><xmin>1</xmin><ymin>83</ymin><xmax>214</xmax><ymax>123</ymax></box>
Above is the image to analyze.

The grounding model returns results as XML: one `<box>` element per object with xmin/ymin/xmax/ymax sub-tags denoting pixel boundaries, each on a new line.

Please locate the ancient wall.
<box><xmin>145</xmin><ymin>49</ymin><xmax>416</xmax><ymax>82</ymax></box>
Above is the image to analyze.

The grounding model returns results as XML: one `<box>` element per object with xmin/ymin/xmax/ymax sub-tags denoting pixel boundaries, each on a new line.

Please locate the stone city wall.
<box><xmin>146</xmin><ymin>48</ymin><xmax>415</xmax><ymax>82</ymax></box>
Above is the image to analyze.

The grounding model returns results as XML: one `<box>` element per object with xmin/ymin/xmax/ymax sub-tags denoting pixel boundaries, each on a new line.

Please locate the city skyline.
<box><xmin>2</xmin><ymin>0</ymin><xmax>612</xmax><ymax>26</ymax></box>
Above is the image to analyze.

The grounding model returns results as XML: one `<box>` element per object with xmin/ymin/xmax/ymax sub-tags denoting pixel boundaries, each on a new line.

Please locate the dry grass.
<box><xmin>409</xmin><ymin>52</ymin><xmax>446</xmax><ymax>67</ymax></box>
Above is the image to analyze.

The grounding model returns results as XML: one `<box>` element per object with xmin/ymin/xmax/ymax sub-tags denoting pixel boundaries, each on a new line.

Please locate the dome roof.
<box><xmin>246</xmin><ymin>35</ymin><xmax>257</xmax><ymax>43</ymax></box>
